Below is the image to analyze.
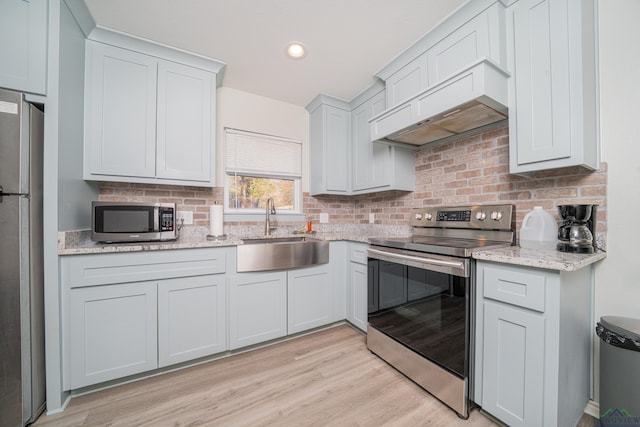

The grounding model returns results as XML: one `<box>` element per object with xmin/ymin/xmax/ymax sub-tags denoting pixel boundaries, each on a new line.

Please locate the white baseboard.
<box><xmin>585</xmin><ymin>400</ymin><xmax>600</xmax><ymax>419</ymax></box>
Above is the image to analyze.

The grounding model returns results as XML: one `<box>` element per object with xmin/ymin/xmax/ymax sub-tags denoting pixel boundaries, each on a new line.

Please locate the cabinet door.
<box><xmin>352</xmin><ymin>91</ymin><xmax>392</xmax><ymax>192</ymax></box>
<box><xmin>348</xmin><ymin>263</ymin><xmax>368</xmax><ymax>332</ymax></box>
<box><xmin>84</xmin><ymin>41</ymin><xmax>157</xmax><ymax>179</ymax></box>
<box><xmin>69</xmin><ymin>282</ymin><xmax>158</xmax><ymax>389</ymax></box>
<box><xmin>310</xmin><ymin>104</ymin><xmax>351</xmax><ymax>195</ymax></box>
<box><xmin>157</xmin><ymin>275</ymin><xmax>226</xmax><ymax>367</ymax></box>
<box><xmin>0</xmin><ymin>0</ymin><xmax>47</xmax><ymax>94</ymax></box>
<box><xmin>228</xmin><ymin>272</ymin><xmax>287</xmax><ymax>350</ymax></box>
<box><xmin>385</xmin><ymin>53</ymin><xmax>429</xmax><ymax>108</ymax></box>
<box><xmin>508</xmin><ymin>0</ymin><xmax>571</xmax><ymax>167</ymax></box>
<box><xmin>156</xmin><ymin>61</ymin><xmax>213</xmax><ymax>183</ymax></box>
<box><xmin>324</xmin><ymin>106</ymin><xmax>351</xmax><ymax>193</ymax></box>
<box><xmin>482</xmin><ymin>300</ymin><xmax>545</xmax><ymax>427</ymax></box>
<box><xmin>288</xmin><ymin>264</ymin><xmax>332</xmax><ymax>334</ymax></box>
<box><xmin>426</xmin><ymin>3</ymin><xmax>503</xmax><ymax>85</ymax></box>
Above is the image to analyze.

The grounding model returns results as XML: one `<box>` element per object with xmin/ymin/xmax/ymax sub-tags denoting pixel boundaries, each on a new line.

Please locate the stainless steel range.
<box><xmin>367</xmin><ymin>204</ymin><xmax>515</xmax><ymax>418</ymax></box>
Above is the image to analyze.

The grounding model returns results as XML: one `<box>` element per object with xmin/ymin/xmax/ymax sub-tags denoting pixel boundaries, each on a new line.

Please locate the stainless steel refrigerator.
<box><xmin>0</xmin><ymin>88</ymin><xmax>46</xmax><ymax>426</ymax></box>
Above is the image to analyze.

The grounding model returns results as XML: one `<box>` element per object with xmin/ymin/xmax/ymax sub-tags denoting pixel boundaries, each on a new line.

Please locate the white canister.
<box><xmin>519</xmin><ymin>206</ymin><xmax>557</xmax><ymax>250</ymax></box>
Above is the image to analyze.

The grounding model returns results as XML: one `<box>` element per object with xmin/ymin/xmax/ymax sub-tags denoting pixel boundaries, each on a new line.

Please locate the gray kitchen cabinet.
<box><xmin>69</xmin><ymin>281</ymin><xmax>158</xmax><ymax>389</ymax></box>
<box><xmin>0</xmin><ymin>0</ymin><xmax>48</xmax><ymax>95</ymax></box>
<box><xmin>351</xmin><ymin>89</ymin><xmax>414</xmax><ymax>194</ymax></box>
<box><xmin>384</xmin><ymin>52</ymin><xmax>429</xmax><ymax>110</ymax></box>
<box><xmin>347</xmin><ymin>243</ymin><xmax>368</xmax><ymax>332</ymax></box>
<box><xmin>507</xmin><ymin>0</ymin><xmax>599</xmax><ymax>174</ymax></box>
<box><xmin>157</xmin><ymin>275</ymin><xmax>227</xmax><ymax>367</ymax></box>
<box><xmin>228</xmin><ymin>271</ymin><xmax>288</xmax><ymax>350</ymax></box>
<box><xmin>308</xmin><ymin>97</ymin><xmax>352</xmax><ymax>195</ymax></box>
<box><xmin>287</xmin><ymin>264</ymin><xmax>333</xmax><ymax>334</ymax></box>
<box><xmin>84</xmin><ymin>39</ymin><xmax>218</xmax><ymax>186</ymax></box>
<box><xmin>307</xmin><ymin>87</ymin><xmax>414</xmax><ymax>196</ymax></box>
<box><xmin>63</xmin><ymin>248</ymin><xmax>229</xmax><ymax>389</ymax></box>
<box><xmin>482</xmin><ymin>300</ymin><xmax>545</xmax><ymax>427</ymax></box>
<box><xmin>383</xmin><ymin>1</ymin><xmax>507</xmax><ymax>110</ymax></box>
<box><xmin>475</xmin><ymin>260</ymin><xmax>592</xmax><ymax>427</ymax></box>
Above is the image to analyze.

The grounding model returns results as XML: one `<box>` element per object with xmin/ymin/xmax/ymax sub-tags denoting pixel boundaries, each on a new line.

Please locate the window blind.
<box><xmin>225</xmin><ymin>128</ymin><xmax>302</xmax><ymax>177</ymax></box>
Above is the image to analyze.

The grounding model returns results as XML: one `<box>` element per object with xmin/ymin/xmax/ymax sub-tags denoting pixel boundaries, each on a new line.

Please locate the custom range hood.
<box><xmin>370</xmin><ymin>60</ymin><xmax>509</xmax><ymax>146</ymax></box>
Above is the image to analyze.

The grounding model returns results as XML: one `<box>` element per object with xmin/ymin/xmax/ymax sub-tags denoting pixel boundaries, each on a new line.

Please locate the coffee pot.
<box><xmin>556</xmin><ymin>205</ymin><xmax>597</xmax><ymax>253</ymax></box>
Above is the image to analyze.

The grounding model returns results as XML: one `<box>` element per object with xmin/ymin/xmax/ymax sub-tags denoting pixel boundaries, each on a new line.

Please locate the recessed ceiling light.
<box><xmin>286</xmin><ymin>42</ymin><xmax>307</xmax><ymax>59</ymax></box>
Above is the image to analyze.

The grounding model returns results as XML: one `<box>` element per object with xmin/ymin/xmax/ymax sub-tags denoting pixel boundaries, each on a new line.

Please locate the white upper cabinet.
<box><xmin>308</xmin><ymin>97</ymin><xmax>352</xmax><ymax>195</ymax></box>
<box><xmin>84</xmin><ymin>42</ymin><xmax>158</xmax><ymax>179</ymax></box>
<box><xmin>156</xmin><ymin>61</ymin><xmax>212</xmax><ymax>182</ymax></box>
<box><xmin>352</xmin><ymin>89</ymin><xmax>414</xmax><ymax>193</ymax></box>
<box><xmin>0</xmin><ymin>0</ymin><xmax>48</xmax><ymax>95</ymax></box>
<box><xmin>385</xmin><ymin>53</ymin><xmax>429</xmax><ymax>110</ymax></box>
<box><xmin>307</xmin><ymin>87</ymin><xmax>415</xmax><ymax>196</ymax></box>
<box><xmin>83</xmin><ymin>33</ymin><xmax>223</xmax><ymax>187</ymax></box>
<box><xmin>507</xmin><ymin>0</ymin><xmax>599</xmax><ymax>174</ymax></box>
<box><xmin>381</xmin><ymin>1</ymin><xmax>508</xmax><ymax>110</ymax></box>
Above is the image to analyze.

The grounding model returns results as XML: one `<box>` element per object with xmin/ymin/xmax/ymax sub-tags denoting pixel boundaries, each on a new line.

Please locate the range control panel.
<box><xmin>411</xmin><ymin>204</ymin><xmax>515</xmax><ymax>231</ymax></box>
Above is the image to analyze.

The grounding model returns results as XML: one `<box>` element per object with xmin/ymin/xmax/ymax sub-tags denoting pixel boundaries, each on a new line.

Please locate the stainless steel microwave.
<box><xmin>91</xmin><ymin>201</ymin><xmax>177</xmax><ymax>243</ymax></box>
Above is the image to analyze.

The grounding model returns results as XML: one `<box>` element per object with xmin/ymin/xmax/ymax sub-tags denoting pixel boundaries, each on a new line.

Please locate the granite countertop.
<box><xmin>472</xmin><ymin>246</ymin><xmax>607</xmax><ymax>272</ymax></box>
<box><xmin>57</xmin><ymin>226</ymin><xmax>393</xmax><ymax>256</ymax></box>
<box><xmin>59</xmin><ymin>227</ymin><xmax>607</xmax><ymax>273</ymax></box>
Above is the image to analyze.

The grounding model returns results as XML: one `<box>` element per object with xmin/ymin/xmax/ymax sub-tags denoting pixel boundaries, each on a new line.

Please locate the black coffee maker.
<box><xmin>557</xmin><ymin>204</ymin><xmax>598</xmax><ymax>253</ymax></box>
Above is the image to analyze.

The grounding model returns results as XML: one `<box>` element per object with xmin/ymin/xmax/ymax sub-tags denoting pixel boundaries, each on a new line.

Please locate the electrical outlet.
<box><xmin>369</xmin><ymin>213</ymin><xmax>375</xmax><ymax>224</ymax></box>
<box><xmin>319</xmin><ymin>213</ymin><xmax>329</xmax><ymax>224</ymax></box>
<box><xmin>177</xmin><ymin>211</ymin><xmax>193</xmax><ymax>225</ymax></box>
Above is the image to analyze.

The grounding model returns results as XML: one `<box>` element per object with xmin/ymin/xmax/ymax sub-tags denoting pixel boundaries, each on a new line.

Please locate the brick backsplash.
<box><xmin>99</xmin><ymin>125</ymin><xmax>607</xmax><ymax>242</ymax></box>
<box><xmin>98</xmin><ymin>183</ymin><xmax>225</xmax><ymax>227</ymax></box>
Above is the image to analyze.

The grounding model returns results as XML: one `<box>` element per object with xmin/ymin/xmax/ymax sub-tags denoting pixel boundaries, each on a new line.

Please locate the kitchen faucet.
<box><xmin>265</xmin><ymin>197</ymin><xmax>276</xmax><ymax>235</ymax></box>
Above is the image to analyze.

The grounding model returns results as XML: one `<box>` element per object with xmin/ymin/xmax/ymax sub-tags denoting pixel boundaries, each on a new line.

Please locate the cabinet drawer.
<box><xmin>350</xmin><ymin>243</ymin><xmax>368</xmax><ymax>264</ymax></box>
<box><xmin>482</xmin><ymin>264</ymin><xmax>546</xmax><ymax>312</ymax></box>
<box><xmin>63</xmin><ymin>248</ymin><xmax>228</xmax><ymax>288</ymax></box>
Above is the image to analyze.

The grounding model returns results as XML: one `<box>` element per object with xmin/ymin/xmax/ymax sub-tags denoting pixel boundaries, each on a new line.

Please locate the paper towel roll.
<box><xmin>209</xmin><ymin>204</ymin><xmax>224</xmax><ymax>236</ymax></box>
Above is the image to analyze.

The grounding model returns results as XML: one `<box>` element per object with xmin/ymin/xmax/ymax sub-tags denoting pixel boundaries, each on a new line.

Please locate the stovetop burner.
<box><xmin>370</xmin><ymin>204</ymin><xmax>516</xmax><ymax>258</ymax></box>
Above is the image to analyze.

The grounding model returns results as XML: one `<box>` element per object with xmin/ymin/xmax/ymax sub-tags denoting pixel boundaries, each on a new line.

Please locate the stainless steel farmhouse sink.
<box><xmin>236</xmin><ymin>236</ymin><xmax>329</xmax><ymax>272</ymax></box>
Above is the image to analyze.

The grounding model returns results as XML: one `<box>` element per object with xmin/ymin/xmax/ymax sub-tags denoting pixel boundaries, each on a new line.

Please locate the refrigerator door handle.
<box><xmin>0</xmin><ymin>185</ymin><xmax>29</xmax><ymax>203</ymax></box>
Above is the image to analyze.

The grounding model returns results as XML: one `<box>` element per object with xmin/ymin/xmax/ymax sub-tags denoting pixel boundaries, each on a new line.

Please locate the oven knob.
<box><xmin>415</xmin><ymin>213</ymin><xmax>423</xmax><ymax>221</ymax></box>
<box><xmin>491</xmin><ymin>211</ymin><xmax>503</xmax><ymax>221</ymax></box>
<box><xmin>475</xmin><ymin>211</ymin><xmax>487</xmax><ymax>221</ymax></box>
<box><xmin>424</xmin><ymin>213</ymin><xmax>433</xmax><ymax>221</ymax></box>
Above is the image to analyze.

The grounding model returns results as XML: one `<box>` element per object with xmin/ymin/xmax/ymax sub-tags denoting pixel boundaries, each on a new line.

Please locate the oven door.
<box><xmin>367</xmin><ymin>245</ymin><xmax>471</xmax><ymax>379</ymax></box>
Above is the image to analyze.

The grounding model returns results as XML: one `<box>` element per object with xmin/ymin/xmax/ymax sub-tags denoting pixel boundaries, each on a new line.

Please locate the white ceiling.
<box><xmin>83</xmin><ymin>0</ymin><xmax>465</xmax><ymax>107</ymax></box>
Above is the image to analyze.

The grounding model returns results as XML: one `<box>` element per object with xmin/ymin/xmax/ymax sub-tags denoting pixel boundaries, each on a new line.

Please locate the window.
<box><xmin>224</xmin><ymin>128</ymin><xmax>302</xmax><ymax>214</ymax></box>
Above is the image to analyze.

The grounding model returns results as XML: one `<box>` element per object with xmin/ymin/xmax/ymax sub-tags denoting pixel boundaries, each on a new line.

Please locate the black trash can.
<box><xmin>596</xmin><ymin>316</ymin><xmax>640</xmax><ymax>427</ymax></box>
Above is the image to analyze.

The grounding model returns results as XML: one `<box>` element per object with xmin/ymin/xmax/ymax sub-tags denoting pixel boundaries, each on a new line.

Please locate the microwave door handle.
<box><xmin>154</xmin><ymin>206</ymin><xmax>159</xmax><ymax>232</ymax></box>
<box><xmin>367</xmin><ymin>248</ymin><xmax>465</xmax><ymax>270</ymax></box>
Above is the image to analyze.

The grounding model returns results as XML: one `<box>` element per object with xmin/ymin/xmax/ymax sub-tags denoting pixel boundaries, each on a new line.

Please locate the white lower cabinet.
<box><xmin>481</xmin><ymin>300</ymin><xmax>545</xmax><ymax>427</ymax></box>
<box><xmin>475</xmin><ymin>261</ymin><xmax>593</xmax><ymax>427</ymax></box>
<box><xmin>69</xmin><ymin>282</ymin><xmax>158</xmax><ymax>389</ymax></box>
<box><xmin>64</xmin><ymin>243</ymin><xmax>354</xmax><ymax>389</ymax></box>
<box><xmin>348</xmin><ymin>263</ymin><xmax>368</xmax><ymax>332</ymax></box>
<box><xmin>157</xmin><ymin>275</ymin><xmax>227</xmax><ymax>367</ymax></box>
<box><xmin>64</xmin><ymin>248</ymin><xmax>229</xmax><ymax>389</ymax></box>
<box><xmin>347</xmin><ymin>243</ymin><xmax>369</xmax><ymax>332</ymax></box>
<box><xmin>228</xmin><ymin>272</ymin><xmax>287</xmax><ymax>350</ymax></box>
<box><xmin>287</xmin><ymin>264</ymin><xmax>332</xmax><ymax>334</ymax></box>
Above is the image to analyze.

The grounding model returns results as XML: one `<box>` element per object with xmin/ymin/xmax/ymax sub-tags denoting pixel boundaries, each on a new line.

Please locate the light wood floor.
<box><xmin>33</xmin><ymin>325</ymin><xmax>595</xmax><ymax>427</ymax></box>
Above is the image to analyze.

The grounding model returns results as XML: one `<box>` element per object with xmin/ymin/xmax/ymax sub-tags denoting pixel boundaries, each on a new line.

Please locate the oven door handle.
<box><xmin>367</xmin><ymin>248</ymin><xmax>469</xmax><ymax>277</ymax></box>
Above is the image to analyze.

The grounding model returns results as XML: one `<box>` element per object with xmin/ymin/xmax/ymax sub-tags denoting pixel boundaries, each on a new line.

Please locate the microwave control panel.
<box><xmin>159</xmin><ymin>208</ymin><xmax>175</xmax><ymax>231</ymax></box>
